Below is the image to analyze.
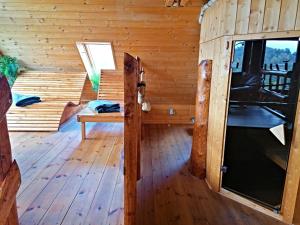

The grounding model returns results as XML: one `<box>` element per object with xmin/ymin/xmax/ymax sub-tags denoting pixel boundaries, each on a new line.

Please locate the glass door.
<box><xmin>222</xmin><ymin>38</ymin><xmax>300</xmax><ymax>211</ymax></box>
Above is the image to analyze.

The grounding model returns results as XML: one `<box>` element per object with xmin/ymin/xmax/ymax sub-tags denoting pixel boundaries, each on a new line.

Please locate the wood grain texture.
<box><xmin>12</xmin><ymin>118</ymin><xmax>124</xmax><ymax>225</ymax></box>
<box><xmin>7</xmin><ymin>71</ymin><xmax>87</xmax><ymax>131</ymax></box>
<box><xmin>98</xmin><ymin>70</ymin><xmax>124</xmax><ymax>103</ymax></box>
<box><xmin>0</xmin><ymin>76</ymin><xmax>19</xmax><ymax>225</ymax></box>
<box><xmin>0</xmin><ymin>76</ymin><xmax>12</xmax><ymax>121</ymax></box>
<box><xmin>80</xmin><ymin>76</ymin><xmax>97</xmax><ymax>104</ymax></box>
<box><xmin>0</xmin><ymin>161</ymin><xmax>21</xmax><ymax>225</ymax></box>
<box><xmin>295</xmin><ymin>1</ymin><xmax>300</xmax><ymax>30</ymax></box>
<box><xmin>248</xmin><ymin>0</ymin><xmax>266</xmax><ymax>33</ymax></box>
<box><xmin>137</xmin><ymin>124</ymin><xmax>287</xmax><ymax>225</ymax></box>
<box><xmin>8</xmin><ymin>120</ymin><xmax>287</xmax><ymax>225</ymax></box>
<box><xmin>190</xmin><ymin>60</ymin><xmax>212</xmax><ymax>179</ymax></box>
<box><xmin>124</xmin><ymin>53</ymin><xmax>139</xmax><ymax>225</ymax></box>
<box><xmin>278</xmin><ymin>0</ymin><xmax>298</xmax><ymax>31</ymax></box>
<box><xmin>0</xmin><ymin>0</ymin><xmax>203</xmax><ymax>121</ymax></box>
<box><xmin>263</xmin><ymin>0</ymin><xmax>282</xmax><ymax>32</ymax></box>
<box><xmin>200</xmin><ymin>0</ymin><xmax>300</xmax><ymax>223</ymax></box>
<box><xmin>235</xmin><ymin>0</ymin><xmax>252</xmax><ymax>34</ymax></box>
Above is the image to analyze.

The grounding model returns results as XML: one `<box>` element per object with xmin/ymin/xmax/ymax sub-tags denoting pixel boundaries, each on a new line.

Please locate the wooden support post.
<box><xmin>124</xmin><ymin>53</ymin><xmax>139</xmax><ymax>225</ymax></box>
<box><xmin>0</xmin><ymin>75</ymin><xmax>20</xmax><ymax>225</ymax></box>
<box><xmin>0</xmin><ymin>161</ymin><xmax>21</xmax><ymax>225</ymax></box>
<box><xmin>136</xmin><ymin>56</ymin><xmax>141</xmax><ymax>181</ymax></box>
<box><xmin>190</xmin><ymin>60</ymin><xmax>212</xmax><ymax>179</ymax></box>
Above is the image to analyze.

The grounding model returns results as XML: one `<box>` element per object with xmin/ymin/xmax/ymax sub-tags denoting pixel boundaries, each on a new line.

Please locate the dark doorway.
<box><xmin>222</xmin><ymin>38</ymin><xmax>300</xmax><ymax>211</ymax></box>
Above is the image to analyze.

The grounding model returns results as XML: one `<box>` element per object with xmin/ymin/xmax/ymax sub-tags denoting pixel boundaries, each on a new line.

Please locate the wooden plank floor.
<box><xmin>10</xmin><ymin>117</ymin><xmax>124</xmax><ymax>225</ymax></box>
<box><xmin>10</xmin><ymin>121</ymin><xmax>286</xmax><ymax>225</ymax></box>
<box><xmin>137</xmin><ymin>125</ymin><xmax>286</xmax><ymax>225</ymax></box>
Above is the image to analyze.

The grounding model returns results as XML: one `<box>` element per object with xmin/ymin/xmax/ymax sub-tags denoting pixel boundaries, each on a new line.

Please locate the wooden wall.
<box><xmin>0</xmin><ymin>0</ymin><xmax>204</xmax><ymax>124</ymax></box>
<box><xmin>199</xmin><ymin>0</ymin><xmax>300</xmax><ymax>224</ymax></box>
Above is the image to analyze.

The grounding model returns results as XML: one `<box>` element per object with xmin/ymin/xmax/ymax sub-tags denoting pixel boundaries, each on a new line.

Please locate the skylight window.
<box><xmin>77</xmin><ymin>42</ymin><xmax>116</xmax><ymax>77</ymax></box>
<box><xmin>77</xmin><ymin>42</ymin><xmax>116</xmax><ymax>91</ymax></box>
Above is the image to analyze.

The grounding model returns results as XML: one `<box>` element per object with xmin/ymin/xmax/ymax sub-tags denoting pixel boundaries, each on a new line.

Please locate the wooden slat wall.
<box><xmin>0</xmin><ymin>0</ymin><xmax>204</xmax><ymax>124</ymax></box>
<box><xmin>98</xmin><ymin>71</ymin><xmax>124</xmax><ymax>103</ymax></box>
<box><xmin>200</xmin><ymin>0</ymin><xmax>300</xmax><ymax>224</ymax></box>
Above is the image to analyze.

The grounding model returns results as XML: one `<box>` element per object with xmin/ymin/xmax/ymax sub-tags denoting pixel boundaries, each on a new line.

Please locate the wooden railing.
<box><xmin>0</xmin><ymin>75</ymin><xmax>21</xmax><ymax>225</ymax></box>
<box><xmin>261</xmin><ymin>70</ymin><xmax>291</xmax><ymax>94</ymax></box>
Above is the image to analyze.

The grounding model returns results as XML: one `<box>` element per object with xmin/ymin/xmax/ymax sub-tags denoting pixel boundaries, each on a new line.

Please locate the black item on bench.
<box><xmin>88</xmin><ymin>100</ymin><xmax>120</xmax><ymax>113</ymax></box>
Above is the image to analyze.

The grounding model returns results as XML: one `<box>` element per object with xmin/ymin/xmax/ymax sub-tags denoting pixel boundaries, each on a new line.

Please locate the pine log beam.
<box><xmin>124</xmin><ymin>52</ymin><xmax>139</xmax><ymax>225</ymax></box>
<box><xmin>190</xmin><ymin>60</ymin><xmax>212</xmax><ymax>179</ymax></box>
<box><xmin>0</xmin><ymin>75</ymin><xmax>20</xmax><ymax>225</ymax></box>
<box><xmin>0</xmin><ymin>161</ymin><xmax>21</xmax><ymax>225</ymax></box>
<box><xmin>136</xmin><ymin>56</ymin><xmax>141</xmax><ymax>181</ymax></box>
<box><xmin>0</xmin><ymin>76</ymin><xmax>12</xmax><ymax>121</ymax></box>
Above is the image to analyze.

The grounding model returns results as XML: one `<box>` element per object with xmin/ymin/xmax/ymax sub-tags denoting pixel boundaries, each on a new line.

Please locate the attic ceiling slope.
<box><xmin>0</xmin><ymin>0</ymin><xmax>203</xmax><ymax>106</ymax></box>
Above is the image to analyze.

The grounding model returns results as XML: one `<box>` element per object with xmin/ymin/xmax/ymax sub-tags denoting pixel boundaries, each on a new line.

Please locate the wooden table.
<box><xmin>77</xmin><ymin>107</ymin><xmax>124</xmax><ymax>140</ymax></box>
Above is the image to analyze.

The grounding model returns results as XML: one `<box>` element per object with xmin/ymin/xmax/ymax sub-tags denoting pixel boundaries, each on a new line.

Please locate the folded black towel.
<box><xmin>12</xmin><ymin>92</ymin><xmax>41</xmax><ymax>107</ymax></box>
<box><xmin>88</xmin><ymin>100</ymin><xmax>120</xmax><ymax>113</ymax></box>
<box><xmin>97</xmin><ymin>104</ymin><xmax>120</xmax><ymax>113</ymax></box>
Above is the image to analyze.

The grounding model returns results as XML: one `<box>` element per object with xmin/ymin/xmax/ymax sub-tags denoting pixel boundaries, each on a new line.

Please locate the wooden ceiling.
<box><xmin>0</xmin><ymin>0</ymin><xmax>203</xmax><ymax>105</ymax></box>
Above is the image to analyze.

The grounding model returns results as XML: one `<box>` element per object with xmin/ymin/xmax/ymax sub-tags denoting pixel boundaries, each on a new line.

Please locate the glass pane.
<box><xmin>232</xmin><ymin>41</ymin><xmax>245</xmax><ymax>73</ymax></box>
<box><xmin>223</xmin><ymin>39</ymin><xmax>300</xmax><ymax>211</ymax></box>
<box><xmin>86</xmin><ymin>43</ymin><xmax>116</xmax><ymax>72</ymax></box>
<box><xmin>264</xmin><ymin>40</ymin><xmax>298</xmax><ymax>71</ymax></box>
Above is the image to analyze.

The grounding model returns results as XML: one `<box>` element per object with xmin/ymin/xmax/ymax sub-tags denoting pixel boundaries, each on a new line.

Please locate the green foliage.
<box><xmin>232</xmin><ymin>41</ymin><xmax>297</xmax><ymax>72</ymax></box>
<box><xmin>0</xmin><ymin>55</ymin><xmax>19</xmax><ymax>87</ymax></box>
<box><xmin>264</xmin><ymin>47</ymin><xmax>296</xmax><ymax>70</ymax></box>
<box><xmin>90</xmin><ymin>73</ymin><xmax>100</xmax><ymax>92</ymax></box>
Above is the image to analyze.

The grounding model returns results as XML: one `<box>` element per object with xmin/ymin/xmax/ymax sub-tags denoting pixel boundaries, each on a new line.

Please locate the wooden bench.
<box><xmin>7</xmin><ymin>71</ymin><xmax>87</xmax><ymax>131</ymax></box>
<box><xmin>77</xmin><ymin>71</ymin><xmax>124</xmax><ymax>140</ymax></box>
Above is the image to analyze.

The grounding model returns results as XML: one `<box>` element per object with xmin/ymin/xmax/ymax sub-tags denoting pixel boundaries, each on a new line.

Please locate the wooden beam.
<box><xmin>0</xmin><ymin>161</ymin><xmax>21</xmax><ymax>225</ymax></box>
<box><xmin>124</xmin><ymin>52</ymin><xmax>139</xmax><ymax>225</ymax></box>
<box><xmin>0</xmin><ymin>75</ymin><xmax>19</xmax><ymax>225</ymax></box>
<box><xmin>0</xmin><ymin>76</ymin><xmax>12</xmax><ymax>122</ymax></box>
<box><xmin>190</xmin><ymin>60</ymin><xmax>212</xmax><ymax>179</ymax></box>
<box><xmin>136</xmin><ymin>56</ymin><xmax>142</xmax><ymax>181</ymax></box>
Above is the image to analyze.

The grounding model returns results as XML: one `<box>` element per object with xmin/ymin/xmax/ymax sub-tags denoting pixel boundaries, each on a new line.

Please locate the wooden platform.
<box><xmin>77</xmin><ymin>71</ymin><xmax>124</xmax><ymax>140</ymax></box>
<box><xmin>10</xmin><ymin>119</ymin><xmax>286</xmax><ymax>225</ymax></box>
<box><xmin>7</xmin><ymin>71</ymin><xmax>87</xmax><ymax>131</ymax></box>
<box><xmin>77</xmin><ymin>107</ymin><xmax>124</xmax><ymax>140</ymax></box>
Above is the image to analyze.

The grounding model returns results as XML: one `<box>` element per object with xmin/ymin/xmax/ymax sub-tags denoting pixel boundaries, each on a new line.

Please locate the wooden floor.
<box><xmin>10</xmin><ymin>120</ymin><xmax>286</xmax><ymax>225</ymax></box>
<box><xmin>11</xmin><ymin>117</ymin><xmax>124</xmax><ymax>225</ymax></box>
<box><xmin>137</xmin><ymin>125</ymin><xmax>286</xmax><ymax>225</ymax></box>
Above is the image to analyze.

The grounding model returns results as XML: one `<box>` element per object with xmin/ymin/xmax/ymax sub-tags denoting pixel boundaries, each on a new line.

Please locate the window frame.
<box><xmin>262</xmin><ymin>38</ymin><xmax>299</xmax><ymax>72</ymax></box>
<box><xmin>76</xmin><ymin>42</ymin><xmax>117</xmax><ymax>77</ymax></box>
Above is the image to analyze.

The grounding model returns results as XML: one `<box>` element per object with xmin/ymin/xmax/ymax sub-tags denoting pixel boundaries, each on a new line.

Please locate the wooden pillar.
<box><xmin>124</xmin><ymin>53</ymin><xmax>139</xmax><ymax>225</ymax></box>
<box><xmin>190</xmin><ymin>60</ymin><xmax>212</xmax><ymax>179</ymax></box>
<box><xmin>0</xmin><ymin>75</ymin><xmax>20</xmax><ymax>225</ymax></box>
<box><xmin>136</xmin><ymin>56</ymin><xmax>141</xmax><ymax>181</ymax></box>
